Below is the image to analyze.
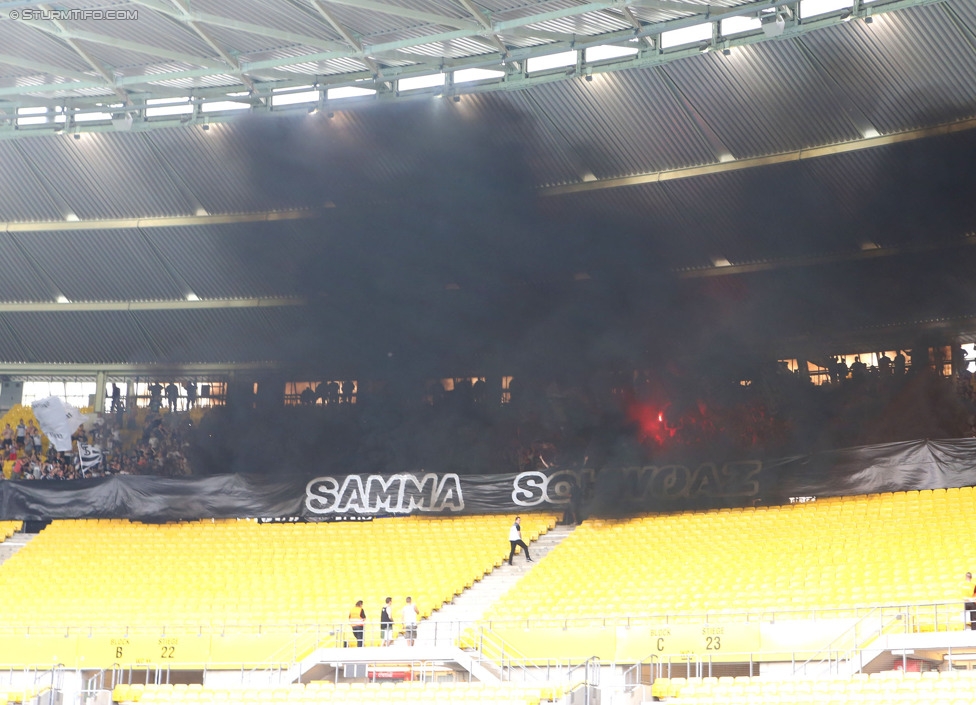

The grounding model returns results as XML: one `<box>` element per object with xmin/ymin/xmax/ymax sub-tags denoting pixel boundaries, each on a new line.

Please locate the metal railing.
<box><xmin>1</xmin><ymin>599</ymin><xmax>968</xmax><ymax>642</ymax></box>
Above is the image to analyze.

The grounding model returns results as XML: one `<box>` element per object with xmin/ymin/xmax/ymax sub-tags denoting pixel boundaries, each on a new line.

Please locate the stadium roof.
<box><xmin>0</xmin><ymin>0</ymin><xmax>975</xmax><ymax>369</ymax></box>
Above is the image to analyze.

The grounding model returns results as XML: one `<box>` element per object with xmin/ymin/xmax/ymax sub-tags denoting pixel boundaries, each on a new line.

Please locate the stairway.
<box><xmin>417</xmin><ymin>523</ymin><xmax>576</xmax><ymax>648</ymax></box>
<box><xmin>0</xmin><ymin>531</ymin><xmax>38</xmax><ymax>565</ymax></box>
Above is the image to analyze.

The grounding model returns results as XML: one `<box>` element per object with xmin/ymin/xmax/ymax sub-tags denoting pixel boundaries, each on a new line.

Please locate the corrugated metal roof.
<box><xmin>0</xmin><ymin>310</ymin><xmax>158</xmax><ymax>364</ymax></box>
<box><xmin>801</xmin><ymin>3</ymin><xmax>976</xmax><ymax>135</ymax></box>
<box><xmin>194</xmin><ymin>0</ymin><xmax>340</xmax><ymax>40</ymax></box>
<box><xmin>661</xmin><ymin>40</ymin><xmax>865</xmax><ymax>159</ymax></box>
<box><xmin>141</xmin><ymin>125</ymin><xmax>278</xmax><ymax>215</ymax></box>
<box><xmin>310</xmin><ymin>1</ymin><xmax>454</xmax><ymax>41</ymax></box>
<box><xmin>143</xmin><ymin>223</ymin><xmax>306</xmax><ymax>299</ymax></box>
<box><xmin>0</xmin><ymin>307</ymin><xmax>310</xmax><ymax>364</ymax></box>
<box><xmin>0</xmin><ymin>232</ymin><xmax>63</xmax><ymax>302</ymax></box>
<box><xmin>0</xmin><ymin>140</ymin><xmax>67</xmax><ymax>222</ymax></box>
<box><xmin>515</xmin><ymin>66</ymin><xmax>721</xmax><ymax>179</ymax></box>
<box><xmin>0</xmin><ymin>21</ymin><xmax>93</xmax><ymax>74</ymax></box>
<box><xmin>13</xmin><ymin>132</ymin><xmax>196</xmax><ymax>219</ymax></box>
<box><xmin>2</xmin><ymin>0</ymin><xmax>976</xmax><ymax>372</ymax></box>
<box><xmin>68</xmin><ymin>11</ymin><xmax>218</xmax><ymax>62</ymax></box>
<box><xmin>6</xmin><ymin>229</ymin><xmax>185</xmax><ymax>302</ymax></box>
<box><xmin>135</xmin><ymin>307</ymin><xmax>304</xmax><ymax>363</ymax></box>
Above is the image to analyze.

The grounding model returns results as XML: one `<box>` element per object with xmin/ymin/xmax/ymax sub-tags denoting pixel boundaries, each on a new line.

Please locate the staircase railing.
<box><xmin>792</xmin><ymin>605</ymin><xmax>908</xmax><ymax>676</ymax></box>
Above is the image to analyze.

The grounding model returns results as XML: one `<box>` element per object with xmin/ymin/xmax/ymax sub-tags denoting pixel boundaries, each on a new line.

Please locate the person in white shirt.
<box><xmin>402</xmin><ymin>596</ymin><xmax>418</xmax><ymax>646</ymax></box>
<box><xmin>508</xmin><ymin>515</ymin><xmax>532</xmax><ymax>566</ymax></box>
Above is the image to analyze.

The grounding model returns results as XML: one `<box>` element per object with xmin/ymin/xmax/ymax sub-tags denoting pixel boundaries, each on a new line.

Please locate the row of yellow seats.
<box><xmin>653</xmin><ymin>670</ymin><xmax>976</xmax><ymax>699</ymax></box>
<box><xmin>0</xmin><ymin>514</ymin><xmax>556</xmax><ymax>630</ymax></box>
<box><xmin>0</xmin><ymin>522</ymin><xmax>21</xmax><ymax>541</ymax></box>
<box><xmin>113</xmin><ymin>681</ymin><xmax>554</xmax><ymax>705</ymax></box>
<box><xmin>486</xmin><ymin>490</ymin><xmax>976</xmax><ymax>626</ymax></box>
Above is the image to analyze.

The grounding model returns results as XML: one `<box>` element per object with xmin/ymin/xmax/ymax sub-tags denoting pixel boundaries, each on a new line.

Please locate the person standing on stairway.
<box><xmin>508</xmin><ymin>516</ymin><xmax>532</xmax><ymax>566</ymax></box>
<box><xmin>380</xmin><ymin>596</ymin><xmax>395</xmax><ymax>646</ymax></box>
<box><xmin>349</xmin><ymin>599</ymin><xmax>366</xmax><ymax>647</ymax></box>
<box><xmin>402</xmin><ymin>596</ymin><xmax>418</xmax><ymax>646</ymax></box>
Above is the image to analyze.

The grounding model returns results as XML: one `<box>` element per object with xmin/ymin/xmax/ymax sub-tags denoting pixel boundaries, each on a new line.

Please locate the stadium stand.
<box><xmin>480</xmin><ymin>489</ymin><xmax>976</xmax><ymax>661</ymax></box>
<box><xmin>112</xmin><ymin>680</ymin><xmax>559</xmax><ymax>705</ymax></box>
<box><xmin>651</xmin><ymin>670</ymin><xmax>976</xmax><ymax>704</ymax></box>
<box><xmin>0</xmin><ymin>514</ymin><xmax>557</xmax><ymax>667</ymax></box>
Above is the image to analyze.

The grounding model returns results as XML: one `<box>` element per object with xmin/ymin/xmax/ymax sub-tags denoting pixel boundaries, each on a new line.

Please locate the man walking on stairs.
<box><xmin>508</xmin><ymin>516</ymin><xmax>532</xmax><ymax>566</ymax></box>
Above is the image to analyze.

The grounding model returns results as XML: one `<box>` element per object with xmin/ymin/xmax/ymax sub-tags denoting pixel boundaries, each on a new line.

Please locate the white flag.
<box><xmin>76</xmin><ymin>443</ymin><xmax>103</xmax><ymax>473</ymax></box>
<box><xmin>31</xmin><ymin>396</ymin><xmax>81</xmax><ymax>452</ymax></box>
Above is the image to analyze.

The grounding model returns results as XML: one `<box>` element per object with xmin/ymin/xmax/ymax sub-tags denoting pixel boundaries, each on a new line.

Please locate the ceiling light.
<box><xmin>864</xmin><ymin>15</ymin><xmax>873</xmax><ymax>23</ymax></box>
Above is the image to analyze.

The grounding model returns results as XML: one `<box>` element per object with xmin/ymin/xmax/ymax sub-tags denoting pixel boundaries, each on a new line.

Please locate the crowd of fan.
<box><xmin>3</xmin><ymin>346</ymin><xmax>975</xmax><ymax>481</ymax></box>
<box><xmin>3</xmin><ymin>411</ymin><xmax>191</xmax><ymax>481</ymax></box>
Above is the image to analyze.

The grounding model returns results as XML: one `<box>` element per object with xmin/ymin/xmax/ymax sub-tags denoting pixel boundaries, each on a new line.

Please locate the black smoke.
<box><xmin>184</xmin><ymin>102</ymin><xmax>976</xmax><ymax>478</ymax></box>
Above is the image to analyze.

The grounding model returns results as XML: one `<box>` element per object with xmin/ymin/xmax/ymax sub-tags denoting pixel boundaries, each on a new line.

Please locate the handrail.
<box><xmin>240</xmin><ymin>627</ymin><xmax>325</xmax><ymax>686</ymax></box>
<box><xmin>791</xmin><ymin>605</ymin><xmax>883</xmax><ymax>675</ymax></box>
<box><xmin>792</xmin><ymin>604</ymin><xmax>909</xmax><ymax>676</ymax></box>
<box><xmin>2</xmin><ymin>599</ymin><xmax>967</xmax><ymax>637</ymax></box>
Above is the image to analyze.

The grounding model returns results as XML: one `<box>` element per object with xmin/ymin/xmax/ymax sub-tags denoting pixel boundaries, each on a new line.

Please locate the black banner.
<box><xmin>1</xmin><ymin>438</ymin><xmax>975</xmax><ymax>521</ymax></box>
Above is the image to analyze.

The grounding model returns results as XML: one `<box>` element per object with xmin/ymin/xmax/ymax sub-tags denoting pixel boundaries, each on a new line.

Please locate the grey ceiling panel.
<box><xmin>801</xmin><ymin>3</ymin><xmax>976</xmax><ymax>136</ymax></box>
<box><xmin>135</xmin><ymin>307</ymin><xmax>304</xmax><ymax>363</ymax></box>
<box><xmin>662</xmin><ymin>38</ymin><xmax>866</xmax><ymax>159</ymax></box>
<box><xmin>14</xmin><ymin>132</ymin><xmax>197</xmax><ymax>219</ymax></box>
<box><xmin>0</xmin><ymin>310</ymin><xmax>157</xmax><ymax>364</ymax></box>
<box><xmin>143</xmin><ymin>223</ymin><xmax>307</xmax><ymax>299</ymax></box>
<box><xmin>6</xmin><ymin>229</ymin><xmax>184</xmax><ymax>302</ymax></box>
<box><xmin>0</xmin><ymin>140</ymin><xmax>67</xmax><ymax>222</ymax></box>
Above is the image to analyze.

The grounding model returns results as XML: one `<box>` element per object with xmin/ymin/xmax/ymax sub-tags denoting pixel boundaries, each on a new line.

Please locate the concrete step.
<box><xmin>418</xmin><ymin>523</ymin><xmax>576</xmax><ymax>647</ymax></box>
<box><xmin>0</xmin><ymin>533</ymin><xmax>39</xmax><ymax>565</ymax></box>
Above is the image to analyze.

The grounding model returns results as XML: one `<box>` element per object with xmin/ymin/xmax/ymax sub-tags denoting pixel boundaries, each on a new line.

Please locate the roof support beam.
<box><xmin>0</xmin><ymin>209</ymin><xmax>317</xmax><ymax>232</ymax></box>
<box><xmin>128</xmin><ymin>0</ymin><xmax>348</xmax><ymax>53</ymax></box>
<box><xmin>0</xmin><ymin>361</ymin><xmax>280</xmax><ymax>377</ymax></box>
<box><xmin>454</xmin><ymin>0</ymin><xmax>509</xmax><ymax>56</ymax></box>
<box><xmin>540</xmin><ymin>114</ymin><xmax>976</xmax><ymax>197</ymax></box>
<box><xmin>0</xmin><ymin>297</ymin><xmax>304</xmax><ymax>311</ymax></box>
<box><xmin>0</xmin><ymin>0</ymin><xmax>950</xmax><ymax>129</ymax></box>
<box><xmin>32</xmin><ymin>4</ymin><xmax>129</xmax><ymax>103</ymax></box>
<box><xmin>19</xmin><ymin>18</ymin><xmax>230</xmax><ymax>69</ymax></box>
<box><xmin>0</xmin><ymin>53</ymin><xmax>97</xmax><ymax>83</ymax></box>
<box><xmin>162</xmin><ymin>0</ymin><xmax>255</xmax><ymax>92</ymax></box>
<box><xmin>304</xmin><ymin>0</ymin><xmax>381</xmax><ymax>75</ymax></box>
